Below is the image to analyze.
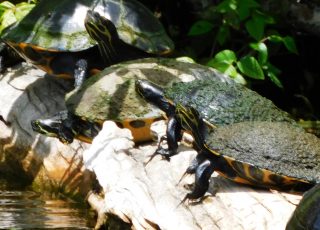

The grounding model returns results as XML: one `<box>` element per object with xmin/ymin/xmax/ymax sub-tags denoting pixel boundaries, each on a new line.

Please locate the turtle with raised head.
<box><xmin>135</xmin><ymin>79</ymin><xmax>296</xmax><ymax>159</ymax></box>
<box><xmin>31</xmin><ymin>58</ymin><xmax>230</xmax><ymax>143</ymax></box>
<box><xmin>1</xmin><ymin>0</ymin><xmax>174</xmax><ymax>87</ymax></box>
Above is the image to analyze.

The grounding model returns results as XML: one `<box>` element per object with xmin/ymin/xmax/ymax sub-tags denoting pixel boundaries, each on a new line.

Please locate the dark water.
<box><xmin>0</xmin><ymin>178</ymin><xmax>95</xmax><ymax>229</ymax></box>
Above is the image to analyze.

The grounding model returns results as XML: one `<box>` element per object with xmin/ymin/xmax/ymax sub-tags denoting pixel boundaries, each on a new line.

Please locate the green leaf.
<box><xmin>237</xmin><ymin>56</ymin><xmax>264</xmax><ymax>79</ymax></box>
<box><xmin>188</xmin><ymin>20</ymin><xmax>214</xmax><ymax>36</ymax></box>
<box><xmin>283</xmin><ymin>36</ymin><xmax>298</xmax><ymax>54</ymax></box>
<box><xmin>267</xmin><ymin>71</ymin><xmax>283</xmax><ymax>88</ymax></box>
<box><xmin>0</xmin><ymin>9</ymin><xmax>16</xmax><ymax>33</ymax></box>
<box><xmin>207</xmin><ymin>60</ymin><xmax>238</xmax><ymax>78</ymax></box>
<box><xmin>262</xmin><ymin>62</ymin><xmax>282</xmax><ymax>87</ymax></box>
<box><xmin>215</xmin><ymin>0</ymin><xmax>237</xmax><ymax>13</ymax></box>
<box><xmin>245</xmin><ymin>14</ymin><xmax>265</xmax><ymax>40</ymax></box>
<box><xmin>237</xmin><ymin>0</ymin><xmax>259</xmax><ymax>20</ymax></box>
<box><xmin>250</xmin><ymin>42</ymin><xmax>268</xmax><ymax>64</ymax></box>
<box><xmin>0</xmin><ymin>1</ymin><xmax>15</xmax><ymax>9</ymax></box>
<box><xmin>233</xmin><ymin>73</ymin><xmax>247</xmax><ymax>85</ymax></box>
<box><xmin>216</xmin><ymin>25</ymin><xmax>230</xmax><ymax>46</ymax></box>
<box><xmin>268</xmin><ymin>35</ymin><xmax>283</xmax><ymax>43</ymax></box>
<box><xmin>207</xmin><ymin>59</ymin><xmax>229</xmax><ymax>70</ymax></box>
<box><xmin>211</xmin><ymin>49</ymin><xmax>237</xmax><ymax>64</ymax></box>
<box><xmin>266</xmin><ymin>62</ymin><xmax>281</xmax><ymax>75</ymax></box>
<box><xmin>0</xmin><ymin>1</ymin><xmax>14</xmax><ymax>18</ymax></box>
<box><xmin>223</xmin><ymin>64</ymin><xmax>238</xmax><ymax>78</ymax></box>
<box><xmin>255</xmin><ymin>10</ymin><xmax>275</xmax><ymax>24</ymax></box>
<box><xmin>0</xmin><ymin>1</ymin><xmax>35</xmax><ymax>33</ymax></box>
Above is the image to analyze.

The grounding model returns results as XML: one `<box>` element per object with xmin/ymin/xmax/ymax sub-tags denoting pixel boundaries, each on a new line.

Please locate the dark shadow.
<box><xmin>0</xmin><ymin>64</ymin><xmax>101</xmax><ymax>227</ymax></box>
<box><xmin>0</xmin><ymin>65</ymin><xmax>74</xmax><ymax>184</ymax></box>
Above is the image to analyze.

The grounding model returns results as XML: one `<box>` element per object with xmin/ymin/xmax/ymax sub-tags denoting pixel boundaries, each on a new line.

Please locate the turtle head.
<box><xmin>85</xmin><ymin>10</ymin><xmax>118</xmax><ymax>43</ymax></box>
<box><xmin>175</xmin><ymin>104</ymin><xmax>206</xmax><ymax>149</ymax></box>
<box><xmin>85</xmin><ymin>10</ymin><xmax>118</xmax><ymax>64</ymax></box>
<box><xmin>135</xmin><ymin>79</ymin><xmax>175</xmax><ymax>116</ymax></box>
<box><xmin>31</xmin><ymin>111</ymin><xmax>75</xmax><ymax>144</ymax></box>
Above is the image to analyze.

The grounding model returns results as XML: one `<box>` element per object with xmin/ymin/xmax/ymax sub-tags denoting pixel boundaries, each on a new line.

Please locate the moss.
<box><xmin>165</xmin><ymin>79</ymin><xmax>295</xmax><ymax>126</ymax></box>
<box><xmin>207</xmin><ymin>122</ymin><xmax>320</xmax><ymax>183</ymax></box>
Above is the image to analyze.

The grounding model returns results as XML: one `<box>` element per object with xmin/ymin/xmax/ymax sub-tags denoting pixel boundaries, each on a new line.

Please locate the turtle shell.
<box><xmin>1</xmin><ymin>0</ymin><xmax>173</xmax><ymax>54</ymax></box>
<box><xmin>164</xmin><ymin>79</ymin><xmax>296</xmax><ymax>126</ymax></box>
<box><xmin>206</xmin><ymin>122</ymin><xmax>320</xmax><ymax>187</ymax></box>
<box><xmin>286</xmin><ymin>184</ymin><xmax>320</xmax><ymax>230</ymax></box>
<box><xmin>65</xmin><ymin>57</ymin><xmax>231</xmax><ymax>141</ymax></box>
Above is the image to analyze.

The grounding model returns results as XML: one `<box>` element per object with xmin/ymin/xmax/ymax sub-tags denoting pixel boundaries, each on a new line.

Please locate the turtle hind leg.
<box><xmin>74</xmin><ymin>59</ymin><xmax>88</xmax><ymax>89</ymax></box>
<box><xmin>178</xmin><ymin>152</ymin><xmax>208</xmax><ymax>184</ymax></box>
<box><xmin>183</xmin><ymin>158</ymin><xmax>215</xmax><ymax>201</ymax></box>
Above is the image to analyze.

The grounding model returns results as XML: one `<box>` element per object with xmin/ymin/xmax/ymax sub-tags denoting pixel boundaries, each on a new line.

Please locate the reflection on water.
<box><xmin>0</xmin><ymin>178</ymin><xmax>95</xmax><ymax>229</ymax></box>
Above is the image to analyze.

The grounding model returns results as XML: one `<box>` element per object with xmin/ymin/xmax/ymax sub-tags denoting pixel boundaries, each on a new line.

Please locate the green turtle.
<box><xmin>135</xmin><ymin>78</ymin><xmax>296</xmax><ymax>159</ymax></box>
<box><xmin>30</xmin><ymin>57</ymin><xmax>231</xmax><ymax>144</ymax></box>
<box><xmin>1</xmin><ymin>0</ymin><xmax>174</xmax><ymax>87</ymax></box>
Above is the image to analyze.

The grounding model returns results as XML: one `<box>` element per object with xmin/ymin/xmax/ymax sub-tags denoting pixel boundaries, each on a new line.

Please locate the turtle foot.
<box><xmin>145</xmin><ymin>135</ymin><xmax>178</xmax><ymax>165</ymax></box>
<box><xmin>144</xmin><ymin>146</ymin><xmax>175</xmax><ymax>166</ymax></box>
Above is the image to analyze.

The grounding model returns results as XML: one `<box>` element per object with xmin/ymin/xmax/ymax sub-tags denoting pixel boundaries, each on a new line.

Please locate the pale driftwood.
<box><xmin>0</xmin><ymin>63</ymin><xmax>91</xmax><ymax>197</ymax></box>
<box><xmin>84</xmin><ymin>120</ymin><xmax>302</xmax><ymax>230</ymax></box>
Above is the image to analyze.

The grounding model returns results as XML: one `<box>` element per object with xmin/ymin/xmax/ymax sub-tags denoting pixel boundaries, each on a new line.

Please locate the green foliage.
<box><xmin>0</xmin><ymin>1</ymin><xmax>35</xmax><ymax>33</ymax></box>
<box><xmin>188</xmin><ymin>0</ymin><xmax>298</xmax><ymax>87</ymax></box>
<box><xmin>188</xmin><ymin>20</ymin><xmax>214</xmax><ymax>36</ymax></box>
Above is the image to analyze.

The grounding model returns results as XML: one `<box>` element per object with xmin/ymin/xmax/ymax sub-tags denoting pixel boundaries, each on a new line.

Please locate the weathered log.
<box><xmin>84</xmin><ymin>120</ymin><xmax>302</xmax><ymax>230</ymax></box>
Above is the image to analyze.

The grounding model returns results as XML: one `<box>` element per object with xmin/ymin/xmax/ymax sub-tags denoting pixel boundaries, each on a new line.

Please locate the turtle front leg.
<box><xmin>156</xmin><ymin>116</ymin><xmax>183</xmax><ymax>160</ymax></box>
<box><xmin>74</xmin><ymin>59</ymin><xmax>88</xmax><ymax>88</ymax></box>
<box><xmin>145</xmin><ymin>116</ymin><xmax>182</xmax><ymax>164</ymax></box>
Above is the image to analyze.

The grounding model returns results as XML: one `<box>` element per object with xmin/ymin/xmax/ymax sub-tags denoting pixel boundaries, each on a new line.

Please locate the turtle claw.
<box><xmin>177</xmin><ymin>171</ymin><xmax>189</xmax><ymax>185</ymax></box>
<box><xmin>145</xmin><ymin>135</ymin><xmax>174</xmax><ymax>165</ymax></box>
<box><xmin>177</xmin><ymin>194</ymin><xmax>189</xmax><ymax>207</ymax></box>
<box><xmin>177</xmin><ymin>153</ymin><xmax>210</xmax><ymax>185</ymax></box>
<box><xmin>177</xmin><ymin>192</ymin><xmax>208</xmax><ymax>207</ymax></box>
<box><xmin>144</xmin><ymin>151</ymin><xmax>160</xmax><ymax>166</ymax></box>
<box><xmin>144</xmin><ymin>146</ymin><xmax>173</xmax><ymax>166</ymax></box>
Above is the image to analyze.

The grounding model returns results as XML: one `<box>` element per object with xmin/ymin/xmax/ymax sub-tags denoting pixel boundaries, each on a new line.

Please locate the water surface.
<box><xmin>0</xmin><ymin>177</ymin><xmax>95</xmax><ymax>229</ymax></box>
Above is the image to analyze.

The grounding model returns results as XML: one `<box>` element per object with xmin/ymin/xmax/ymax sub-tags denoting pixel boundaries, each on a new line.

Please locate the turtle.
<box><xmin>0</xmin><ymin>0</ymin><xmax>174</xmax><ymax>87</ymax></box>
<box><xmin>173</xmin><ymin>104</ymin><xmax>320</xmax><ymax>200</ymax></box>
<box><xmin>30</xmin><ymin>57</ymin><xmax>231</xmax><ymax>144</ymax></box>
<box><xmin>135</xmin><ymin>78</ymin><xmax>296</xmax><ymax>159</ymax></box>
<box><xmin>286</xmin><ymin>184</ymin><xmax>320</xmax><ymax>230</ymax></box>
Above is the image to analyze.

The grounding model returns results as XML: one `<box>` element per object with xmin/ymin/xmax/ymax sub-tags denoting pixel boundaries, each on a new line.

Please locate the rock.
<box><xmin>262</xmin><ymin>0</ymin><xmax>320</xmax><ymax>37</ymax></box>
<box><xmin>0</xmin><ymin>63</ymin><xmax>92</xmax><ymax>199</ymax></box>
<box><xmin>84</xmin><ymin>120</ymin><xmax>302</xmax><ymax>230</ymax></box>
